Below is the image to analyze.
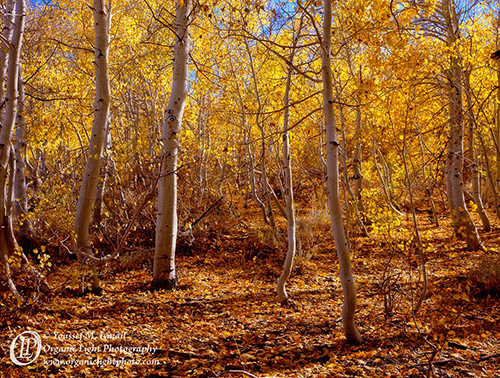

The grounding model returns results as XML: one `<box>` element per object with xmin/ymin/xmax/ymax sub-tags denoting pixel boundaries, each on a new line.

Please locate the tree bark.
<box><xmin>74</xmin><ymin>0</ymin><xmax>111</xmax><ymax>290</ymax></box>
<box><xmin>14</xmin><ymin>66</ymin><xmax>32</xmax><ymax>236</ymax></box>
<box><xmin>153</xmin><ymin>0</ymin><xmax>191</xmax><ymax>289</ymax></box>
<box><xmin>496</xmin><ymin>8</ymin><xmax>500</xmax><ymax>193</ymax></box>
<box><xmin>0</xmin><ymin>0</ymin><xmax>15</xmax><ymax>111</ymax></box>
<box><xmin>277</xmin><ymin>18</ymin><xmax>301</xmax><ymax>305</ymax></box>
<box><xmin>244</xmin><ymin>38</ymin><xmax>276</xmax><ymax>236</ymax></box>
<box><xmin>441</xmin><ymin>0</ymin><xmax>481</xmax><ymax>250</ymax></box>
<box><xmin>93</xmin><ymin>120</ymin><xmax>111</xmax><ymax>225</ymax></box>
<box><xmin>463</xmin><ymin>70</ymin><xmax>490</xmax><ymax>231</ymax></box>
<box><xmin>322</xmin><ymin>0</ymin><xmax>362</xmax><ymax>345</ymax></box>
<box><xmin>0</xmin><ymin>0</ymin><xmax>24</xmax><ymax>300</ymax></box>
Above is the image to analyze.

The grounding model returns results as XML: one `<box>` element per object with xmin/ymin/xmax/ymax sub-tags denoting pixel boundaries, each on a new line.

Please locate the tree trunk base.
<box><xmin>151</xmin><ymin>277</ymin><xmax>178</xmax><ymax>291</ymax></box>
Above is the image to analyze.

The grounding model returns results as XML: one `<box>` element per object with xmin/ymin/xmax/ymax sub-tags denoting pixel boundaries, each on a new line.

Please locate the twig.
<box><xmin>80</xmin><ymin>164</ymin><xmax>184</xmax><ymax>264</ymax></box>
<box><xmin>479</xmin><ymin>353</ymin><xmax>500</xmax><ymax>361</ymax></box>
<box><xmin>218</xmin><ymin>371</ymin><xmax>259</xmax><ymax>378</ymax></box>
<box><xmin>192</xmin><ymin>196</ymin><xmax>225</xmax><ymax>228</ymax></box>
<box><xmin>409</xmin><ymin>358</ymin><xmax>464</xmax><ymax>368</ymax></box>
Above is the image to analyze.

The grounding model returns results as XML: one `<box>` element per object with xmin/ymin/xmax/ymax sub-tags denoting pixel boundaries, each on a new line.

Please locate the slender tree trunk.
<box><xmin>93</xmin><ymin>120</ymin><xmax>111</xmax><ymax>225</ymax></box>
<box><xmin>339</xmin><ymin>23</ymin><xmax>366</xmax><ymax>214</ymax></box>
<box><xmin>244</xmin><ymin>38</ymin><xmax>276</xmax><ymax>236</ymax></box>
<box><xmin>277</xmin><ymin>19</ymin><xmax>301</xmax><ymax>305</ymax></box>
<box><xmin>496</xmin><ymin>66</ymin><xmax>500</xmax><ymax>193</ymax></box>
<box><xmin>14</xmin><ymin>66</ymin><xmax>32</xmax><ymax>236</ymax></box>
<box><xmin>496</xmin><ymin>9</ymin><xmax>500</xmax><ymax>193</ymax></box>
<box><xmin>322</xmin><ymin>0</ymin><xmax>362</xmax><ymax>345</ymax></box>
<box><xmin>373</xmin><ymin>143</ymin><xmax>405</xmax><ymax>216</ymax></box>
<box><xmin>153</xmin><ymin>0</ymin><xmax>191</xmax><ymax>289</ymax></box>
<box><xmin>441</xmin><ymin>0</ymin><xmax>481</xmax><ymax>250</ymax></box>
<box><xmin>0</xmin><ymin>0</ymin><xmax>24</xmax><ymax>300</ymax></box>
<box><xmin>74</xmin><ymin>0</ymin><xmax>111</xmax><ymax>290</ymax></box>
<box><xmin>479</xmin><ymin>132</ymin><xmax>500</xmax><ymax>221</ymax></box>
<box><xmin>352</xmin><ymin>140</ymin><xmax>365</xmax><ymax>212</ymax></box>
<box><xmin>337</xmin><ymin>91</ymin><xmax>368</xmax><ymax>237</ymax></box>
<box><xmin>352</xmin><ymin>91</ymin><xmax>365</xmax><ymax>213</ymax></box>
<box><xmin>227</xmin><ymin>51</ymin><xmax>268</xmax><ymax>224</ymax></box>
<box><xmin>0</xmin><ymin>0</ymin><xmax>14</xmax><ymax>111</ymax></box>
<box><xmin>389</xmin><ymin>108</ymin><xmax>428</xmax><ymax>315</ymax></box>
<box><xmin>463</xmin><ymin>70</ymin><xmax>490</xmax><ymax>231</ymax></box>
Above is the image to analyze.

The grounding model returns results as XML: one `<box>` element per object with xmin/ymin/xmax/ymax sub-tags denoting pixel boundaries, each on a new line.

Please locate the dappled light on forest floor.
<box><xmin>1</xmin><ymin>213</ymin><xmax>499</xmax><ymax>377</ymax></box>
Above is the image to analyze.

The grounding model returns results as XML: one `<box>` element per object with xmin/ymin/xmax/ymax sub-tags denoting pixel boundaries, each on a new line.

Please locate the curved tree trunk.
<box><xmin>153</xmin><ymin>0</ymin><xmax>191</xmax><ymax>289</ymax></box>
<box><xmin>277</xmin><ymin>19</ymin><xmax>301</xmax><ymax>305</ymax></box>
<box><xmin>74</xmin><ymin>0</ymin><xmax>111</xmax><ymax>290</ymax></box>
<box><xmin>322</xmin><ymin>0</ymin><xmax>362</xmax><ymax>345</ymax></box>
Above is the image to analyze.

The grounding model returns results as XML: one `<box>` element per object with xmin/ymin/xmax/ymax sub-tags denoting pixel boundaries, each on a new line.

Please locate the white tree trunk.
<box><xmin>0</xmin><ymin>0</ymin><xmax>15</xmax><ymax>110</ymax></box>
<box><xmin>0</xmin><ymin>0</ymin><xmax>24</xmax><ymax>300</ymax></box>
<box><xmin>464</xmin><ymin>70</ymin><xmax>490</xmax><ymax>231</ymax></box>
<box><xmin>244</xmin><ymin>38</ymin><xmax>275</xmax><ymax>233</ymax></box>
<box><xmin>496</xmin><ymin>65</ymin><xmax>500</xmax><ymax>193</ymax></box>
<box><xmin>322</xmin><ymin>0</ymin><xmax>362</xmax><ymax>345</ymax></box>
<box><xmin>153</xmin><ymin>0</ymin><xmax>191</xmax><ymax>289</ymax></box>
<box><xmin>74</xmin><ymin>0</ymin><xmax>111</xmax><ymax>289</ymax></box>
<box><xmin>442</xmin><ymin>0</ymin><xmax>481</xmax><ymax>250</ymax></box>
<box><xmin>14</xmin><ymin>66</ymin><xmax>32</xmax><ymax>236</ymax></box>
<box><xmin>93</xmin><ymin>120</ymin><xmax>111</xmax><ymax>225</ymax></box>
<box><xmin>277</xmin><ymin>20</ymin><xmax>301</xmax><ymax>304</ymax></box>
<box><xmin>496</xmin><ymin>9</ymin><xmax>500</xmax><ymax>193</ymax></box>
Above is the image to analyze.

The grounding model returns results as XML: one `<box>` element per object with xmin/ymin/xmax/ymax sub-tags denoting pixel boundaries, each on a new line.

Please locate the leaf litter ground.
<box><xmin>0</xmin><ymin>209</ymin><xmax>499</xmax><ymax>377</ymax></box>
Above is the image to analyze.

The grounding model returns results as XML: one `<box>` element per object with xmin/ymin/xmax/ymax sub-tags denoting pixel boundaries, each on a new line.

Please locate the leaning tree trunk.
<box><xmin>74</xmin><ymin>0</ymin><xmax>111</xmax><ymax>290</ymax></box>
<box><xmin>442</xmin><ymin>0</ymin><xmax>481</xmax><ymax>250</ymax></box>
<box><xmin>277</xmin><ymin>18</ymin><xmax>301</xmax><ymax>305</ymax></box>
<box><xmin>0</xmin><ymin>0</ymin><xmax>24</xmax><ymax>300</ymax></box>
<box><xmin>153</xmin><ymin>0</ymin><xmax>191</xmax><ymax>289</ymax></box>
<box><xmin>322</xmin><ymin>0</ymin><xmax>362</xmax><ymax>345</ymax></box>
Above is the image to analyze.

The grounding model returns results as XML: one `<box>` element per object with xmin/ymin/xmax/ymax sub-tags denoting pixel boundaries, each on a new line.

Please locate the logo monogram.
<box><xmin>10</xmin><ymin>331</ymin><xmax>42</xmax><ymax>366</ymax></box>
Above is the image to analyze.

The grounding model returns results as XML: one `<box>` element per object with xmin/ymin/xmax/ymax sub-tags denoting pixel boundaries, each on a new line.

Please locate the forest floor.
<box><xmin>1</xmin><ymin>201</ymin><xmax>500</xmax><ymax>378</ymax></box>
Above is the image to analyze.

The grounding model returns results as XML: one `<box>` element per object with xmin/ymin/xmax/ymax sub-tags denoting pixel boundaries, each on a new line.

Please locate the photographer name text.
<box><xmin>45</xmin><ymin>331</ymin><xmax>127</xmax><ymax>341</ymax></box>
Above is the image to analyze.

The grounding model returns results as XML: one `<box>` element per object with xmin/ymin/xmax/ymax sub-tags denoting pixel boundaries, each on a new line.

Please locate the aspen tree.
<box><xmin>153</xmin><ymin>0</ymin><xmax>191</xmax><ymax>289</ymax></box>
<box><xmin>0</xmin><ymin>0</ymin><xmax>14</xmax><ymax>110</ymax></box>
<box><xmin>277</xmin><ymin>17</ymin><xmax>302</xmax><ymax>305</ymax></box>
<box><xmin>74</xmin><ymin>0</ymin><xmax>111</xmax><ymax>290</ymax></box>
<box><xmin>0</xmin><ymin>0</ymin><xmax>25</xmax><ymax>300</ymax></box>
<box><xmin>495</xmin><ymin>7</ymin><xmax>500</xmax><ymax>192</ymax></box>
<box><xmin>228</xmin><ymin>50</ymin><xmax>268</xmax><ymax>225</ymax></box>
<box><xmin>322</xmin><ymin>0</ymin><xmax>362</xmax><ymax>344</ymax></box>
<box><xmin>244</xmin><ymin>37</ymin><xmax>276</xmax><ymax>235</ymax></box>
<box><xmin>14</xmin><ymin>67</ymin><xmax>32</xmax><ymax>236</ymax></box>
<box><xmin>441</xmin><ymin>0</ymin><xmax>481</xmax><ymax>250</ymax></box>
<box><xmin>463</xmin><ymin>69</ymin><xmax>490</xmax><ymax>231</ymax></box>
